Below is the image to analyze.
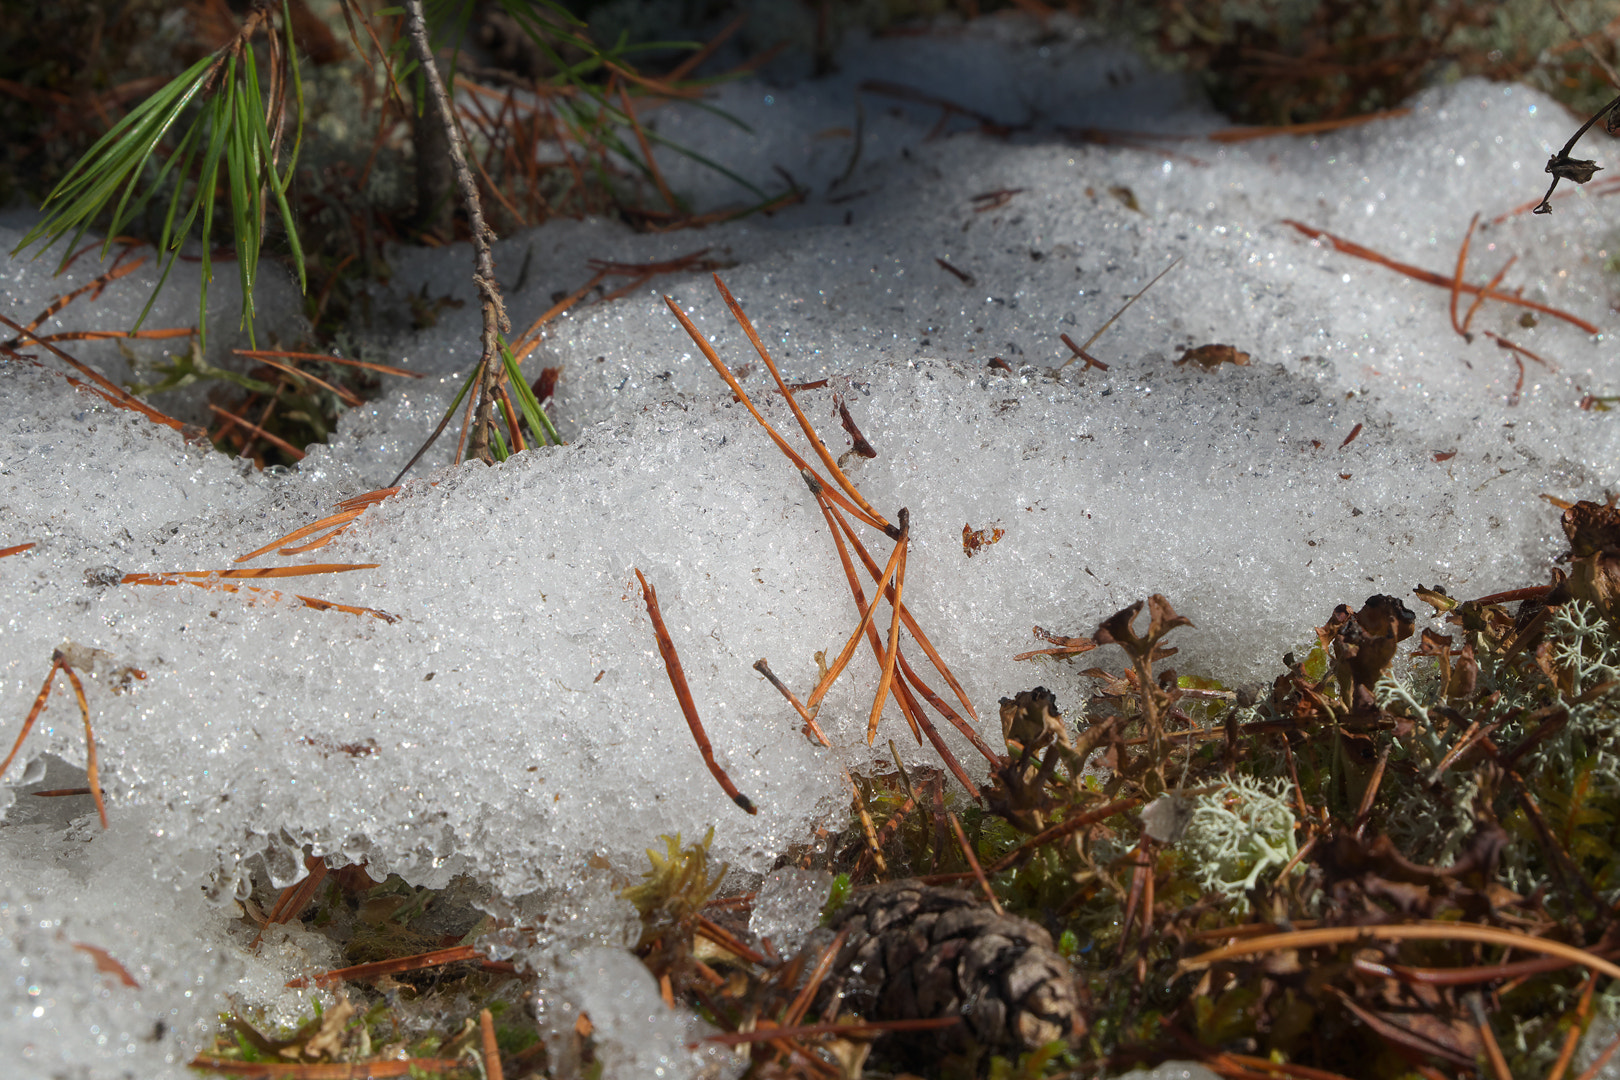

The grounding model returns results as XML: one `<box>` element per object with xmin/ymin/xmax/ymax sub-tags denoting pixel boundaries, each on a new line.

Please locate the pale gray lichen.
<box><xmin>1179</xmin><ymin>775</ymin><xmax>1298</xmax><ymax>906</ymax></box>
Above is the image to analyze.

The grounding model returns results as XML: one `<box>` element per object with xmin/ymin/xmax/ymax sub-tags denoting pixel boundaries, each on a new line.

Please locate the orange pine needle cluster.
<box><xmin>664</xmin><ymin>276</ymin><xmax>990</xmax><ymax>795</ymax></box>
<box><xmin>236</xmin><ymin>488</ymin><xmax>401</xmax><ymax>562</ymax></box>
<box><xmin>120</xmin><ymin>562</ymin><xmax>394</xmax><ymax>621</ymax></box>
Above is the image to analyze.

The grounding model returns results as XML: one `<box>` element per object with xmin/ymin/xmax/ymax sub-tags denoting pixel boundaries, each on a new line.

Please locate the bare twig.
<box><xmin>397</xmin><ymin>0</ymin><xmax>510</xmax><ymax>477</ymax></box>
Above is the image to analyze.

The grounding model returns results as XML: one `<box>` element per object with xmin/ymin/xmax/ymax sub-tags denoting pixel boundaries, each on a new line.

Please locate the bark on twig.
<box><xmin>401</xmin><ymin>0</ymin><xmax>509</xmax><ymax>469</ymax></box>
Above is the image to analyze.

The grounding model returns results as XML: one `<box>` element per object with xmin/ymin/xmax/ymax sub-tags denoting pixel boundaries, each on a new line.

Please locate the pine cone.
<box><xmin>815</xmin><ymin>881</ymin><xmax>1080</xmax><ymax>1060</ymax></box>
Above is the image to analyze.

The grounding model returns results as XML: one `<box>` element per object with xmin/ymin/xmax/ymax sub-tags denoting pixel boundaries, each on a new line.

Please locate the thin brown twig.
<box><xmin>986</xmin><ymin>796</ymin><xmax>1144</xmax><ymax>873</ymax></box>
<box><xmin>698</xmin><ymin>1016</ymin><xmax>961</xmax><ymax>1047</ymax></box>
<box><xmin>286</xmin><ymin>944</ymin><xmax>487</xmax><ymax>988</ymax></box>
<box><xmin>1351</xmin><ymin>744</ymin><xmax>1390</xmax><ymax>839</ymax></box>
<box><xmin>400</xmin><ymin>0</ymin><xmax>509</xmax><ymax>473</ymax></box>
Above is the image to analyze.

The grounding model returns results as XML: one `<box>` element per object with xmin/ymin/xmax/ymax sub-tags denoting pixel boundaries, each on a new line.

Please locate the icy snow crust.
<box><xmin>3</xmin><ymin>15</ymin><xmax>1620</xmax><ymax>1077</ymax></box>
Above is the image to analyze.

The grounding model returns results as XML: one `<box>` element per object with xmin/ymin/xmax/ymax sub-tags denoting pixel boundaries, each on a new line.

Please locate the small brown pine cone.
<box><xmin>814</xmin><ymin>881</ymin><xmax>1080</xmax><ymax>1060</ymax></box>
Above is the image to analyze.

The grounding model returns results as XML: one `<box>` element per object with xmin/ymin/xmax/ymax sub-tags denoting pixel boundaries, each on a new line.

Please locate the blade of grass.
<box><xmin>499</xmin><ymin>337</ymin><xmax>562</xmax><ymax>445</ymax></box>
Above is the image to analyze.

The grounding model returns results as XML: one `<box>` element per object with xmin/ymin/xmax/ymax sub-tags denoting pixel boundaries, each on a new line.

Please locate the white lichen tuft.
<box><xmin>1179</xmin><ymin>775</ymin><xmax>1299</xmax><ymax>905</ymax></box>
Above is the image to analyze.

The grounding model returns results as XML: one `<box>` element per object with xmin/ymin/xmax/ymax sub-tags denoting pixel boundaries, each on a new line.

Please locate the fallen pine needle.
<box><xmin>1461</xmin><ymin>254</ymin><xmax>1517</xmax><ymax>337</ymax></box>
<box><xmin>248</xmin><ymin>355</ymin><xmax>365</xmax><ymax>407</ymax></box>
<box><xmin>848</xmin><ymin>771</ymin><xmax>889</xmax><ymax>876</ymax></box>
<box><xmin>480</xmin><ymin>1008</ymin><xmax>503</xmax><ymax>1080</ymax></box>
<box><xmin>286</xmin><ymin>944</ymin><xmax>484</xmax><ymax>988</ymax></box>
<box><xmin>208</xmin><ymin>403</ymin><xmax>305</xmax><ymax>461</ymax></box>
<box><xmin>1057</xmin><ymin>256</ymin><xmax>1181</xmax><ymax>371</ymax></box>
<box><xmin>0</xmin><ymin>651</ymin><xmax>107</xmax><ymax>827</ymax></box>
<box><xmin>712</xmin><ymin>274</ymin><xmax>895</xmax><ymax>535</ymax></box>
<box><xmin>663</xmin><ymin>292</ymin><xmax>891</xmax><ymax>536</ymax></box>
<box><xmin>1182</xmin><ymin>922</ymin><xmax>1620</xmax><ymax>980</ymax></box>
<box><xmin>866</xmin><ymin>508</ymin><xmax>909</xmax><ymax>744</ymax></box>
<box><xmin>1449</xmin><ymin>213</ymin><xmax>1478</xmax><ymax>340</ymax></box>
<box><xmin>821</xmin><ymin>493</ymin><xmax>978</xmax><ymax>723</ymax></box>
<box><xmin>190</xmin><ymin>1056</ymin><xmax>467</xmax><ymax>1077</ymax></box>
<box><xmin>1207</xmin><ymin>108</ymin><xmax>1411</xmax><ymax>143</ymax></box>
<box><xmin>783</xmin><ymin>927</ymin><xmax>850</xmax><ymax>1027</ymax></box>
<box><xmin>698</xmin><ymin>1016</ymin><xmax>961</xmax><ymax>1046</ymax></box>
<box><xmin>71</xmin><ymin>942</ymin><xmax>139</xmax><ymax>987</ymax></box>
<box><xmin>122</xmin><ymin>563</ymin><xmax>378</xmax><ymax>582</ymax></box>
<box><xmin>58</xmin><ymin>659</ymin><xmax>106</xmax><ymax>828</ymax></box>
<box><xmin>1548</xmin><ymin>971</ymin><xmax>1598</xmax><ymax>1080</ymax></box>
<box><xmin>1284</xmin><ymin>220</ymin><xmax>1600</xmax><ymax>334</ymax></box>
<box><xmin>233</xmin><ymin>348</ymin><xmax>423</xmax><ymax>379</ymax></box>
<box><xmin>122</xmin><ymin>573</ymin><xmax>397</xmax><ymax>622</ymax></box>
<box><xmin>805</xmin><ymin>508</ymin><xmax>908</xmax><ymax>717</ymax></box>
<box><xmin>635</xmin><ymin>568</ymin><xmax>758</xmax><ymax>814</ymax></box>
<box><xmin>753</xmin><ymin>658</ymin><xmax>830</xmax><ymax>746</ymax></box>
<box><xmin>950</xmin><ymin>810</ymin><xmax>1002</xmax><ymax>915</ymax></box>
<box><xmin>804</xmin><ymin>474</ymin><xmax>926</xmax><ymax>748</ymax></box>
<box><xmin>236</xmin><ymin>489</ymin><xmax>400</xmax><ymax>562</ymax></box>
<box><xmin>11</xmin><ymin>257</ymin><xmax>147</xmax><ymax>336</ymax></box>
<box><xmin>0</xmin><ymin>543</ymin><xmax>35</xmax><ymax>558</ymax></box>
<box><xmin>0</xmin><ymin>313</ymin><xmax>187</xmax><ymax>432</ymax></box>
